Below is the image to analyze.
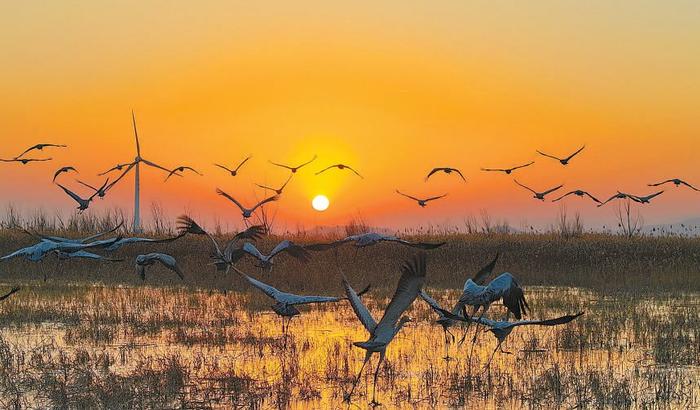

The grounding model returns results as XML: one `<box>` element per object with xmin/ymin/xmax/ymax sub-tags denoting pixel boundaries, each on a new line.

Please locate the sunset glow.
<box><xmin>312</xmin><ymin>194</ymin><xmax>330</xmax><ymax>212</ymax></box>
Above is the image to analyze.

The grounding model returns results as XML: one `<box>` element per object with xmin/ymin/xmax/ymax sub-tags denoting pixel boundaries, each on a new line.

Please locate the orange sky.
<box><xmin>1</xmin><ymin>1</ymin><xmax>699</xmax><ymax>230</ymax></box>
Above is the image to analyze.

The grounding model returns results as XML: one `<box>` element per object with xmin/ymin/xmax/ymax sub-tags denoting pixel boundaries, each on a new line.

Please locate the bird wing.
<box><xmin>0</xmin><ymin>287</ymin><xmax>20</xmax><ymax>302</ymax></box>
<box><xmin>679</xmin><ymin>180</ymin><xmax>700</xmax><ymax>191</ymax></box>
<box><xmin>396</xmin><ymin>190</ymin><xmax>421</xmax><ymax>202</ymax></box>
<box><xmin>153</xmin><ymin>253</ymin><xmax>183</xmax><ymax>279</ymax></box>
<box><xmin>279</xmin><ymin>174</ymin><xmax>293</xmax><ymax>190</ymax></box>
<box><xmin>645</xmin><ymin>191</ymin><xmax>665</xmax><ymax>200</ymax></box>
<box><xmin>214</xmin><ymin>163</ymin><xmax>233</xmax><ymax>173</ymax></box>
<box><xmin>0</xmin><ymin>247</ymin><xmax>32</xmax><ymax>261</ymax></box>
<box><xmin>542</xmin><ymin>184</ymin><xmax>564</xmax><ymax>196</ymax></box>
<box><xmin>55</xmin><ymin>183</ymin><xmax>86</xmax><ymax>205</ymax></box>
<box><xmin>15</xmin><ymin>144</ymin><xmax>41</xmax><ymax>158</ymax></box>
<box><xmin>425</xmin><ymin>193</ymin><xmax>447</xmax><ymax>202</ymax></box>
<box><xmin>141</xmin><ymin>158</ymin><xmax>174</xmax><ymax>174</ymax></box>
<box><xmin>583</xmin><ymin>191</ymin><xmax>602</xmax><ymax>203</ymax></box>
<box><xmin>286</xmin><ymin>294</ymin><xmax>341</xmax><ymax>305</ymax></box>
<box><xmin>304</xmin><ymin>238</ymin><xmax>351</xmax><ymax>251</ymax></box>
<box><xmin>480</xmin><ymin>167</ymin><xmax>505</xmax><ymax>172</ymax></box>
<box><xmin>453</xmin><ymin>169</ymin><xmax>467</xmax><ymax>181</ymax></box>
<box><xmin>341</xmin><ymin>276</ymin><xmax>377</xmax><ymax>334</ymax></box>
<box><xmin>514</xmin><ymin>179</ymin><xmax>536</xmax><ymax>194</ymax></box>
<box><xmin>241</xmin><ymin>242</ymin><xmax>266</xmax><ymax>261</ymax></box>
<box><xmin>87</xmin><ymin>179</ymin><xmax>109</xmax><ymax>201</ymax></box>
<box><xmin>66</xmin><ymin>250</ymin><xmax>122</xmax><ymax>261</ymax></box>
<box><xmin>270</xmin><ymin>240</ymin><xmax>311</xmax><ymax>262</ymax></box>
<box><xmin>81</xmin><ymin>221</ymin><xmax>124</xmax><ymax>243</ymax></box>
<box><xmin>216</xmin><ymin>188</ymin><xmax>246</xmax><ymax>212</ymax></box>
<box><xmin>296</xmin><ymin>154</ymin><xmax>317</xmax><ymax>169</ymax></box>
<box><xmin>345</xmin><ymin>165</ymin><xmax>363</xmax><ymax>178</ymax></box>
<box><xmin>564</xmin><ymin>145</ymin><xmax>585</xmax><ymax>161</ymax></box>
<box><xmin>508</xmin><ymin>312</ymin><xmax>584</xmax><ymax>329</ymax></box>
<box><xmin>418</xmin><ymin>290</ymin><xmax>446</xmax><ymax>318</ymax></box>
<box><xmin>232</xmin><ymin>224</ymin><xmax>266</xmax><ymax>243</ymax></box>
<box><xmin>551</xmin><ymin>191</ymin><xmax>573</xmax><ymax>202</ymax></box>
<box><xmin>76</xmin><ymin>180</ymin><xmax>98</xmax><ymax>191</ymax></box>
<box><xmin>471</xmin><ymin>252</ymin><xmax>500</xmax><ymax>285</ymax></box>
<box><xmin>536</xmin><ymin>150</ymin><xmax>561</xmax><ymax>161</ymax></box>
<box><xmin>511</xmin><ymin>161</ymin><xmax>535</xmax><ymax>171</ymax></box>
<box><xmin>315</xmin><ymin>164</ymin><xmax>336</xmax><ymax>175</ymax></box>
<box><xmin>249</xmin><ymin>195</ymin><xmax>279</xmax><ymax>212</ymax></box>
<box><xmin>269</xmin><ymin>160</ymin><xmax>294</xmax><ymax>171</ymax></box>
<box><xmin>233</xmin><ymin>267</ymin><xmax>281</xmax><ymax>300</ymax></box>
<box><xmin>647</xmin><ymin>180</ymin><xmax>669</xmax><ymax>187</ymax></box>
<box><xmin>235</xmin><ymin>156</ymin><xmax>252</xmax><ymax>171</ymax></box>
<box><xmin>425</xmin><ymin>168</ymin><xmax>443</xmax><ymax>180</ymax></box>
<box><xmin>373</xmin><ymin>253</ymin><xmax>426</xmax><ymax>337</ymax></box>
<box><xmin>486</xmin><ymin>272</ymin><xmax>529</xmax><ymax>319</ymax></box>
<box><xmin>386</xmin><ymin>237</ymin><xmax>446</xmax><ymax>250</ymax></box>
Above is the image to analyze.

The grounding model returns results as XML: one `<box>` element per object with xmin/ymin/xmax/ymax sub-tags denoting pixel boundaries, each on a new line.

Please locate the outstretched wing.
<box><xmin>56</xmin><ymin>183</ymin><xmax>86</xmax><ymax>205</ymax></box>
<box><xmin>542</xmin><ymin>184</ymin><xmax>564</xmax><ymax>196</ymax></box>
<box><xmin>551</xmin><ymin>191</ymin><xmax>573</xmax><ymax>202</ymax></box>
<box><xmin>425</xmin><ymin>168</ymin><xmax>443</xmax><ymax>180</ymax></box>
<box><xmin>425</xmin><ymin>193</ymin><xmax>447</xmax><ymax>202</ymax></box>
<box><xmin>233</xmin><ymin>225</ymin><xmax>266</xmax><ymax>242</ymax></box>
<box><xmin>679</xmin><ymin>180</ymin><xmax>700</xmax><ymax>191</ymax></box>
<box><xmin>269</xmin><ymin>240</ymin><xmax>311</xmax><ymax>262</ymax></box>
<box><xmin>514</xmin><ymin>179</ymin><xmax>536</xmax><ymax>194</ymax></box>
<box><xmin>233</xmin><ymin>267</ymin><xmax>281</xmax><ymax>300</ymax></box>
<box><xmin>512</xmin><ymin>161</ymin><xmax>535</xmax><ymax>171</ymax></box>
<box><xmin>342</xmin><ymin>276</ymin><xmax>377</xmax><ymax>334</ymax></box>
<box><xmin>216</xmin><ymin>188</ymin><xmax>246</xmax><ymax>212</ymax></box>
<box><xmin>564</xmin><ymin>145</ymin><xmax>585</xmax><ymax>161</ymax></box>
<box><xmin>418</xmin><ymin>290</ymin><xmax>446</xmax><ymax>318</ymax></box>
<box><xmin>487</xmin><ymin>272</ymin><xmax>529</xmax><ymax>319</ymax></box>
<box><xmin>249</xmin><ymin>195</ymin><xmax>279</xmax><ymax>213</ymax></box>
<box><xmin>471</xmin><ymin>252</ymin><xmax>500</xmax><ymax>285</ymax></box>
<box><xmin>396</xmin><ymin>190</ymin><xmax>421</xmax><ymax>202</ymax></box>
<box><xmin>536</xmin><ymin>150</ymin><xmax>561</xmax><ymax>161</ymax></box>
<box><xmin>583</xmin><ymin>191</ymin><xmax>601</xmax><ymax>203</ymax></box>
<box><xmin>235</xmin><ymin>156</ymin><xmax>252</xmax><ymax>171</ymax></box>
<box><xmin>509</xmin><ymin>311</ymin><xmax>585</xmax><ymax>329</ymax></box>
<box><xmin>315</xmin><ymin>164</ymin><xmax>336</xmax><ymax>175</ymax></box>
<box><xmin>386</xmin><ymin>237</ymin><xmax>446</xmax><ymax>250</ymax></box>
<box><xmin>0</xmin><ymin>287</ymin><xmax>20</xmax><ymax>302</ymax></box>
<box><xmin>373</xmin><ymin>253</ymin><xmax>426</xmax><ymax>337</ymax></box>
<box><xmin>304</xmin><ymin>238</ymin><xmax>351</xmax><ymax>251</ymax></box>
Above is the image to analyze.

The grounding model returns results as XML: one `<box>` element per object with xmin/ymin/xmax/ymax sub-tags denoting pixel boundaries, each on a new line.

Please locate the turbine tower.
<box><xmin>101</xmin><ymin>112</ymin><xmax>176</xmax><ymax>233</ymax></box>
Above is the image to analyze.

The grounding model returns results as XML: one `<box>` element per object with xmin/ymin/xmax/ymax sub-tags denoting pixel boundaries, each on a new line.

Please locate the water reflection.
<box><xmin>0</xmin><ymin>285</ymin><xmax>697</xmax><ymax>408</ymax></box>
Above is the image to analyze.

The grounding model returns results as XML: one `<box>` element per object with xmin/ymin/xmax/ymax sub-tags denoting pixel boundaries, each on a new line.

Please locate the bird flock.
<box><xmin>2</xmin><ymin>115</ymin><xmax>697</xmax><ymax>406</ymax></box>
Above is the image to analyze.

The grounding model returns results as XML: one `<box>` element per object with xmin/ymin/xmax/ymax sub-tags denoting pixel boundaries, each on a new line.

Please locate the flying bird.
<box><xmin>536</xmin><ymin>145</ymin><xmax>585</xmax><ymax>165</ymax></box>
<box><xmin>648</xmin><ymin>178</ymin><xmax>699</xmax><ymax>191</ymax></box>
<box><xmin>269</xmin><ymin>154</ymin><xmax>317</xmax><ymax>174</ymax></box>
<box><xmin>102</xmin><ymin>234</ymin><xmax>184</xmax><ymax>252</ymax></box>
<box><xmin>629</xmin><ymin>191</ymin><xmax>664</xmax><ymax>204</ymax></box>
<box><xmin>26</xmin><ymin>222</ymin><xmax>123</xmax><ymax>244</ymax></box>
<box><xmin>135</xmin><ymin>253</ymin><xmax>183</xmax><ymax>281</ymax></box>
<box><xmin>552</xmin><ymin>190</ymin><xmax>601</xmax><ymax>204</ymax></box>
<box><xmin>53</xmin><ymin>166</ymin><xmax>77</xmax><ymax>182</ymax></box>
<box><xmin>98</xmin><ymin>162</ymin><xmax>133</xmax><ymax>176</ymax></box>
<box><xmin>343</xmin><ymin>253</ymin><xmax>426</xmax><ymax>405</ymax></box>
<box><xmin>53</xmin><ymin>250</ymin><xmax>123</xmax><ymax>262</ymax></box>
<box><xmin>228</xmin><ymin>241</ymin><xmax>310</xmax><ymax>269</ymax></box>
<box><xmin>56</xmin><ymin>180</ymin><xmax>108</xmax><ymax>211</ymax></box>
<box><xmin>316</xmin><ymin>163</ymin><xmax>363</xmax><ymax>178</ymax></box>
<box><xmin>176</xmin><ymin>215</ymin><xmax>265</xmax><ymax>272</ymax></box>
<box><xmin>514</xmin><ymin>180</ymin><xmax>563</xmax><ymax>200</ymax></box>
<box><xmin>233</xmin><ymin>266</ymin><xmax>360</xmax><ymax>335</ymax></box>
<box><xmin>15</xmin><ymin>143</ymin><xmax>66</xmax><ymax>159</ymax></box>
<box><xmin>214</xmin><ymin>156</ymin><xmax>252</xmax><ymax>177</ymax></box>
<box><xmin>438</xmin><ymin>308</ymin><xmax>584</xmax><ymax>367</ymax></box>
<box><xmin>597</xmin><ymin>191</ymin><xmax>636</xmax><ymax>207</ymax></box>
<box><xmin>255</xmin><ymin>174</ymin><xmax>293</xmax><ymax>195</ymax></box>
<box><xmin>425</xmin><ymin>167</ymin><xmax>466</xmax><ymax>182</ymax></box>
<box><xmin>1</xmin><ymin>157</ymin><xmax>52</xmax><ymax>165</ymax></box>
<box><xmin>216</xmin><ymin>188</ymin><xmax>279</xmax><ymax>218</ymax></box>
<box><xmin>396</xmin><ymin>190</ymin><xmax>447</xmax><ymax>207</ymax></box>
<box><xmin>1</xmin><ymin>237</ymin><xmax>121</xmax><ymax>262</ymax></box>
<box><xmin>164</xmin><ymin>166</ymin><xmax>201</xmax><ymax>182</ymax></box>
<box><xmin>481</xmin><ymin>161</ymin><xmax>534</xmax><ymax>175</ymax></box>
<box><xmin>0</xmin><ymin>287</ymin><xmax>20</xmax><ymax>302</ymax></box>
<box><xmin>305</xmin><ymin>232</ymin><xmax>445</xmax><ymax>251</ymax></box>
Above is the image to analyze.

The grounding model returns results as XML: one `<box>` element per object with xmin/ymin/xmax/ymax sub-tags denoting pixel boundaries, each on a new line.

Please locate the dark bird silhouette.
<box><xmin>396</xmin><ymin>190</ymin><xmax>447</xmax><ymax>207</ymax></box>
<box><xmin>98</xmin><ymin>162</ymin><xmax>133</xmax><ymax>176</ymax></box>
<box><xmin>343</xmin><ymin>253</ymin><xmax>426</xmax><ymax>406</ymax></box>
<box><xmin>597</xmin><ymin>191</ymin><xmax>636</xmax><ymax>207</ymax></box>
<box><xmin>552</xmin><ymin>190</ymin><xmax>601</xmax><ymax>204</ymax></box>
<box><xmin>269</xmin><ymin>154</ymin><xmax>317</xmax><ymax>173</ymax></box>
<box><xmin>536</xmin><ymin>145</ymin><xmax>585</xmax><ymax>165</ymax></box>
<box><xmin>316</xmin><ymin>163</ymin><xmax>363</xmax><ymax>178</ymax></box>
<box><xmin>256</xmin><ymin>174</ymin><xmax>293</xmax><ymax>195</ymax></box>
<box><xmin>425</xmin><ymin>167</ymin><xmax>466</xmax><ymax>182</ymax></box>
<box><xmin>514</xmin><ymin>180</ymin><xmax>563</xmax><ymax>200</ymax></box>
<box><xmin>216</xmin><ymin>189</ymin><xmax>279</xmax><ymax>218</ymax></box>
<box><xmin>15</xmin><ymin>143</ymin><xmax>67</xmax><ymax>159</ymax></box>
<box><xmin>1</xmin><ymin>157</ymin><xmax>52</xmax><ymax>164</ymax></box>
<box><xmin>53</xmin><ymin>166</ymin><xmax>77</xmax><ymax>182</ymax></box>
<box><xmin>648</xmin><ymin>178</ymin><xmax>699</xmax><ymax>191</ymax></box>
<box><xmin>214</xmin><ymin>156</ymin><xmax>252</xmax><ymax>177</ymax></box>
<box><xmin>630</xmin><ymin>191</ymin><xmax>664</xmax><ymax>204</ymax></box>
<box><xmin>481</xmin><ymin>161</ymin><xmax>534</xmax><ymax>175</ymax></box>
<box><xmin>164</xmin><ymin>166</ymin><xmax>202</xmax><ymax>181</ymax></box>
<box><xmin>56</xmin><ymin>180</ymin><xmax>108</xmax><ymax>211</ymax></box>
<box><xmin>135</xmin><ymin>253</ymin><xmax>183</xmax><ymax>281</ymax></box>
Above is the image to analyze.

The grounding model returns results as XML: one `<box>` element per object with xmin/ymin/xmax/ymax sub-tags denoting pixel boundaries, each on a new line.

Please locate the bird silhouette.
<box><xmin>214</xmin><ymin>156</ymin><xmax>252</xmax><ymax>177</ymax></box>
<box><xmin>269</xmin><ymin>154</ymin><xmax>317</xmax><ymax>173</ymax></box>
<box><xmin>216</xmin><ymin>189</ymin><xmax>279</xmax><ymax>219</ymax></box>
<box><xmin>15</xmin><ymin>143</ymin><xmax>66</xmax><ymax>159</ymax></box>
<box><xmin>396</xmin><ymin>190</ymin><xmax>447</xmax><ymax>207</ymax></box>
<box><xmin>481</xmin><ymin>161</ymin><xmax>534</xmax><ymax>175</ymax></box>
<box><xmin>536</xmin><ymin>145</ymin><xmax>585</xmax><ymax>165</ymax></box>
<box><xmin>316</xmin><ymin>163</ymin><xmax>363</xmax><ymax>178</ymax></box>
<box><xmin>514</xmin><ymin>180</ymin><xmax>563</xmax><ymax>200</ymax></box>
<box><xmin>552</xmin><ymin>190</ymin><xmax>601</xmax><ymax>204</ymax></box>
<box><xmin>53</xmin><ymin>166</ymin><xmax>77</xmax><ymax>182</ymax></box>
<box><xmin>648</xmin><ymin>178</ymin><xmax>699</xmax><ymax>191</ymax></box>
<box><xmin>256</xmin><ymin>174</ymin><xmax>293</xmax><ymax>195</ymax></box>
<box><xmin>425</xmin><ymin>167</ymin><xmax>466</xmax><ymax>182</ymax></box>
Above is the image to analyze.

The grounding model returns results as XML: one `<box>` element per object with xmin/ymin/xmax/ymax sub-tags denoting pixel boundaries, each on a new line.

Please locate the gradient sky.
<box><xmin>1</xmin><ymin>1</ymin><xmax>699</xmax><ymax>231</ymax></box>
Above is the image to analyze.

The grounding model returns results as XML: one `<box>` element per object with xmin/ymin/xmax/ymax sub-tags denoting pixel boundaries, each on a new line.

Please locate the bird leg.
<box><xmin>344</xmin><ymin>350</ymin><xmax>371</xmax><ymax>403</ymax></box>
<box><xmin>468</xmin><ymin>308</ymin><xmax>488</xmax><ymax>362</ymax></box>
<box><xmin>484</xmin><ymin>339</ymin><xmax>506</xmax><ymax>370</ymax></box>
<box><xmin>443</xmin><ymin>328</ymin><xmax>451</xmax><ymax>361</ymax></box>
<box><xmin>370</xmin><ymin>351</ymin><xmax>385</xmax><ymax>407</ymax></box>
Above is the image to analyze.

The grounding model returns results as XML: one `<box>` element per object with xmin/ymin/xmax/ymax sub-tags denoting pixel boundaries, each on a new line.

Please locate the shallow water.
<box><xmin>0</xmin><ymin>285</ymin><xmax>697</xmax><ymax>409</ymax></box>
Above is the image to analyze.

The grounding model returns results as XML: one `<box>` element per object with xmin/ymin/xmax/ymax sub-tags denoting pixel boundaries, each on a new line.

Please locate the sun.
<box><xmin>312</xmin><ymin>194</ymin><xmax>330</xmax><ymax>211</ymax></box>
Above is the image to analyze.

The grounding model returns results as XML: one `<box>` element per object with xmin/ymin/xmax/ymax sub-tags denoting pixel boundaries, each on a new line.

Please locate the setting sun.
<box><xmin>312</xmin><ymin>195</ymin><xmax>330</xmax><ymax>211</ymax></box>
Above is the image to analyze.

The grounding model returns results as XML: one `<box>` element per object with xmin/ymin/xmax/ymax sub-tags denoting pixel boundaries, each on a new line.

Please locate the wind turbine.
<box><xmin>101</xmin><ymin>112</ymin><xmax>177</xmax><ymax>232</ymax></box>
